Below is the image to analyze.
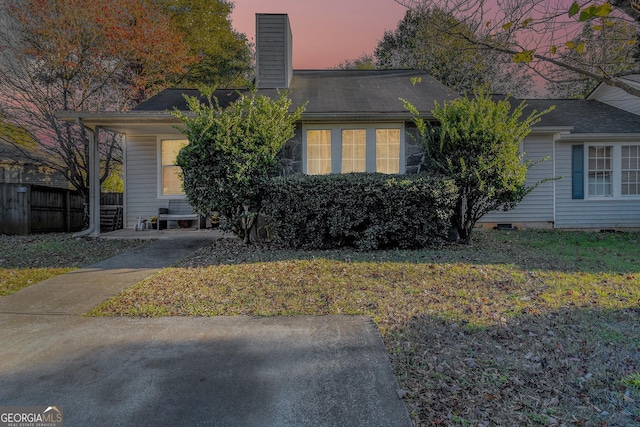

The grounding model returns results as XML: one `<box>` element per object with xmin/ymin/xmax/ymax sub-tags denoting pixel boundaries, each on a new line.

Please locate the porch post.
<box><xmin>89</xmin><ymin>126</ymin><xmax>101</xmax><ymax>237</ymax></box>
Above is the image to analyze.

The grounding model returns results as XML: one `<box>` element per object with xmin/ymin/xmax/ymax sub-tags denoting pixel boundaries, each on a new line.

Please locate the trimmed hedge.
<box><xmin>262</xmin><ymin>173</ymin><xmax>458</xmax><ymax>250</ymax></box>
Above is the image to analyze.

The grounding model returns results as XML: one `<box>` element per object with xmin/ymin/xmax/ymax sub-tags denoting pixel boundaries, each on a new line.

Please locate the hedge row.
<box><xmin>262</xmin><ymin>173</ymin><xmax>458</xmax><ymax>250</ymax></box>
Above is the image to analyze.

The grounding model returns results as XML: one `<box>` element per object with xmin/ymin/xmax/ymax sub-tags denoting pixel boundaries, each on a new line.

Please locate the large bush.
<box><xmin>174</xmin><ymin>89</ymin><xmax>304</xmax><ymax>243</ymax></box>
<box><xmin>262</xmin><ymin>173</ymin><xmax>457</xmax><ymax>250</ymax></box>
<box><xmin>403</xmin><ymin>89</ymin><xmax>553</xmax><ymax>243</ymax></box>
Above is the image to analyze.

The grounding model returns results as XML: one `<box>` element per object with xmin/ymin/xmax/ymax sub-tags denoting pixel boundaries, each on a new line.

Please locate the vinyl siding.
<box><xmin>480</xmin><ymin>135</ymin><xmax>555</xmax><ymax>225</ymax></box>
<box><xmin>590</xmin><ymin>84</ymin><xmax>640</xmax><ymax>116</ymax></box>
<box><xmin>124</xmin><ymin>136</ymin><xmax>161</xmax><ymax>228</ymax></box>
<box><xmin>555</xmin><ymin>142</ymin><xmax>640</xmax><ymax>229</ymax></box>
<box><xmin>256</xmin><ymin>14</ymin><xmax>292</xmax><ymax>89</ymax></box>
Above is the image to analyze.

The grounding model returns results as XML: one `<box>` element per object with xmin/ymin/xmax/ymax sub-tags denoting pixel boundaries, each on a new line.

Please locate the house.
<box><xmin>57</xmin><ymin>14</ymin><xmax>640</xmax><ymax>233</ymax></box>
<box><xmin>0</xmin><ymin>139</ymin><xmax>70</xmax><ymax>189</ymax></box>
<box><xmin>480</xmin><ymin>95</ymin><xmax>640</xmax><ymax>230</ymax></box>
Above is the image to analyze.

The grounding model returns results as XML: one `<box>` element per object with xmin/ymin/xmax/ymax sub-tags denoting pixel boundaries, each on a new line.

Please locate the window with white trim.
<box><xmin>581</xmin><ymin>143</ymin><xmax>640</xmax><ymax>199</ymax></box>
<box><xmin>622</xmin><ymin>145</ymin><xmax>640</xmax><ymax>195</ymax></box>
<box><xmin>304</xmin><ymin>124</ymin><xmax>404</xmax><ymax>174</ymax></box>
<box><xmin>588</xmin><ymin>145</ymin><xmax>612</xmax><ymax>197</ymax></box>
<box><xmin>160</xmin><ymin>139</ymin><xmax>188</xmax><ymax>195</ymax></box>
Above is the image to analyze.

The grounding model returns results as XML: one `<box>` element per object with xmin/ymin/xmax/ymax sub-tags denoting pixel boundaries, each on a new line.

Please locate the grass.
<box><xmin>6</xmin><ymin>229</ymin><xmax>640</xmax><ymax>426</ymax></box>
<box><xmin>87</xmin><ymin>229</ymin><xmax>640</xmax><ymax>426</ymax></box>
<box><xmin>0</xmin><ymin>233</ymin><xmax>148</xmax><ymax>296</ymax></box>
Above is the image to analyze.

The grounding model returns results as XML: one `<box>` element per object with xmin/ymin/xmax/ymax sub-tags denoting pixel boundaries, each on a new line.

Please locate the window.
<box><xmin>161</xmin><ymin>139</ymin><xmax>188</xmax><ymax>195</ymax></box>
<box><xmin>376</xmin><ymin>129</ymin><xmax>401</xmax><ymax>174</ymax></box>
<box><xmin>588</xmin><ymin>145</ymin><xmax>612</xmax><ymax>197</ymax></box>
<box><xmin>303</xmin><ymin>124</ymin><xmax>404</xmax><ymax>174</ymax></box>
<box><xmin>307</xmin><ymin>130</ymin><xmax>332</xmax><ymax>175</ymax></box>
<box><xmin>622</xmin><ymin>145</ymin><xmax>640</xmax><ymax>195</ymax></box>
<box><xmin>342</xmin><ymin>129</ymin><xmax>366</xmax><ymax>173</ymax></box>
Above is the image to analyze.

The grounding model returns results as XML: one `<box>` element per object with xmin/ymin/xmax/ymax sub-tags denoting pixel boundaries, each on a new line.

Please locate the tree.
<box><xmin>0</xmin><ymin>0</ymin><xmax>195</xmax><ymax>212</ymax></box>
<box><xmin>546</xmin><ymin>19</ymin><xmax>639</xmax><ymax>98</ymax></box>
<box><xmin>334</xmin><ymin>53</ymin><xmax>377</xmax><ymax>70</ymax></box>
<box><xmin>154</xmin><ymin>0</ymin><xmax>252</xmax><ymax>88</ymax></box>
<box><xmin>402</xmin><ymin>89</ymin><xmax>552</xmax><ymax>243</ymax></box>
<box><xmin>376</xmin><ymin>8</ymin><xmax>534</xmax><ymax>96</ymax></box>
<box><xmin>174</xmin><ymin>90</ymin><xmax>305</xmax><ymax>244</ymax></box>
<box><xmin>395</xmin><ymin>0</ymin><xmax>640</xmax><ymax>97</ymax></box>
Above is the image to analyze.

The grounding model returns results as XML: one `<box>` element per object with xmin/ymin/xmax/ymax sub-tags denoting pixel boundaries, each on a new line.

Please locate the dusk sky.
<box><xmin>230</xmin><ymin>0</ymin><xmax>408</xmax><ymax>69</ymax></box>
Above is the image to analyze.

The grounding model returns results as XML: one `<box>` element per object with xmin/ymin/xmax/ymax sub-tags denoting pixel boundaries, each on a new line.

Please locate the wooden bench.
<box><xmin>157</xmin><ymin>200</ymin><xmax>200</xmax><ymax>230</ymax></box>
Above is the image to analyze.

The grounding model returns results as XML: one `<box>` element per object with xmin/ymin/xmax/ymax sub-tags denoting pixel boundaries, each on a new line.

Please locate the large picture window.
<box><xmin>307</xmin><ymin>130</ymin><xmax>332</xmax><ymax>175</ymax></box>
<box><xmin>341</xmin><ymin>129</ymin><xmax>366</xmax><ymax>173</ymax></box>
<box><xmin>375</xmin><ymin>129</ymin><xmax>401</xmax><ymax>174</ymax></box>
<box><xmin>304</xmin><ymin>124</ymin><xmax>404</xmax><ymax>174</ymax></box>
<box><xmin>161</xmin><ymin>139</ymin><xmax>188</xmax><ymax>195</ymax></box>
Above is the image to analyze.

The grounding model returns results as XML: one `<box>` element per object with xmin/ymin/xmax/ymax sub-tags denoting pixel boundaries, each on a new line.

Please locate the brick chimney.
<box><xmin>255</xmin><ymin>14</ymin><xmax>293</xmax><ymax>89</ymax></box>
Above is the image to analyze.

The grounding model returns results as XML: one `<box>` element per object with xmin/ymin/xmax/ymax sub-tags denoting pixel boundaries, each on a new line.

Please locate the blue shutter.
<box><xmin>572</xmin><ymin>145</ymin><xmax>584</xmax><ymax>199</ymax></box>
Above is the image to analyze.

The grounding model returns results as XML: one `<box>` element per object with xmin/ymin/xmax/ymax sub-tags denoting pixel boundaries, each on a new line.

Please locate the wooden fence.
<box><xmin>0</xmin><ymin>183</ymin><xmax>122</xmax><ymax>235</ymax></box>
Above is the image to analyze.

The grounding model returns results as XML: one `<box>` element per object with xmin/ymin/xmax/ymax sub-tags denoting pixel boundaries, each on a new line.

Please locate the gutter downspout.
<box><xmin>73</xmin><ymin>119</ymin><xmax>101</xmax><ymax>237</ymax></box>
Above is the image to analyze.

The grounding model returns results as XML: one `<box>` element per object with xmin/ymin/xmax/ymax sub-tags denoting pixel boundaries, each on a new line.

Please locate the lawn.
<box><xmin>89</xmin><ymin>229</ymin><xmax>640</xmax><ymax>426</ymax></box>
<box><xmin>0</xmin><ymin>233</ymin><xmax>147</xmax><ymax>296</ymax></box>
<box><xmin>4</xmin><ymin>230</ymin><xmax>638</xmax><ymax>426</ymax></box>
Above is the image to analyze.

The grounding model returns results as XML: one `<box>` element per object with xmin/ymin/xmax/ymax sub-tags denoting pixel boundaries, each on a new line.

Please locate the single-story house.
<box><xmin>57</xmin><ymin>13</ymin><xmax>640</xmax><ymax>234</ymax></box>
<box><xmin>0</xmin><ymin>139</ymin><xmax>70</xmax><ymax>189</ymax></box>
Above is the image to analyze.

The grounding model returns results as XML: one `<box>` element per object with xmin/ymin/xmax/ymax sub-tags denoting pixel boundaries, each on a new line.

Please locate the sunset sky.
<box><xmin>230</xmin><ymin>0</ymin><xmax>408</xmax><ymax>69</ymax></box>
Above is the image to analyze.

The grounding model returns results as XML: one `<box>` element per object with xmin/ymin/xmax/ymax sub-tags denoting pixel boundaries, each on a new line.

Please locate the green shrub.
<box><xmin>263</xmin><ymin>173</ymin><xmax>457</xmax><ymax>250</ymax></box>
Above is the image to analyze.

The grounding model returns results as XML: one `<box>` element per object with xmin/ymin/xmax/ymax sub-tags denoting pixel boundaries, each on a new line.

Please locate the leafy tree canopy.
<box><xmin>154</xmin><ymin>0</ymin><xmax>252</xmax><ymax>88</ymax></box>
<box><xmin>376</xmin><ymin>8</ymin><xmax>534</xmax><ymax>96</ymax></box>
<box><xmin>395</xmin><ymin>0</ymin><xmax>640</xmax><ymax>97</ymax></box>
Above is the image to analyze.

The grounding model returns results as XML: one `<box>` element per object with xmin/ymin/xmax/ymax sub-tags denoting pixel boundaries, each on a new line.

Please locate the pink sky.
<box><xmin>230</xmin><ymin>0</ymin><xmax>408</xmax><ymax>69</ymax></box>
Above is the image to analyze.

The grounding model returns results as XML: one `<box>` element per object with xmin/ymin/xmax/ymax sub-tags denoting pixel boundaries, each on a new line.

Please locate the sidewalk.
<box><xmin>0</xmin><ymin>230</ymin><xmax>411</xmax><ymax>427</ymax></box>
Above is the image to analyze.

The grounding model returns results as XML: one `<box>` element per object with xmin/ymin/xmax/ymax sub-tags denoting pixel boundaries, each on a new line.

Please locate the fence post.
<box><xmin>65</xmin><ymin>189</ymin><xmax>71</xmax><ymax>232</ymax></box>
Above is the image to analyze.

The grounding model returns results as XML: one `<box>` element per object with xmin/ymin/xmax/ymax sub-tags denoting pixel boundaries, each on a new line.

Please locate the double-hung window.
<box><xmin>622</xmin><ymin>145</ymin><xmax>640</xmax><ymax>195</ymax></box>
<box><xmin>585</xmin><ymin>144</ymin><xmax>640</xmax><ymax>198</ymax></box>
<box><xmin>160</xmin><ymin>139</ymin><xmax>188</xmax><ymax>196</ymax></box>
<box><xmin>304</xmin><ymin>124</ymin><xmax>404</xmax><ymax>174</ymax></box>
<box><xmin>588</xmin><ymin>145</ymin><xmax>612</xmax><ymax>197</ymax></box>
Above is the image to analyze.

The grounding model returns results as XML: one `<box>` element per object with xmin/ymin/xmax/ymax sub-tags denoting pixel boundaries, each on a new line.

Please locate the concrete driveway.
<box><xmin>0</xmin><ymin>231</ymin><xmax>411</xmax><ymax>426</ymax></box>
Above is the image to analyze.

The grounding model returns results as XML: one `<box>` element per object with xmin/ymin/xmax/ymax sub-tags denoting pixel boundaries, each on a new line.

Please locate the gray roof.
<box><xmin>0</xmin><ymin>140</ymin><xmax>47</xmax><ymax>165</ymax></box>
<box><xmin>135</xmin><ymin>70</ymin><xmax>459</xmax><ymax>120</ymax></box>
<box><xmin>117</xmin><ymin>73</ymin><xmax>640</xmax><ymax>135</ymax></box>
<box><xmin>497</xmin><ymin>97</ymin><xmax>640</xmax><ymax>134</ymax></box>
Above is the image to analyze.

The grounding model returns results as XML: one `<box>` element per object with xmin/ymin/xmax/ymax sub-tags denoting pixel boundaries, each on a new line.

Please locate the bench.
<box><xmin>157</xmin><ymin>200</ymin><xmax>200</xmax><ymax>230</ymax></box>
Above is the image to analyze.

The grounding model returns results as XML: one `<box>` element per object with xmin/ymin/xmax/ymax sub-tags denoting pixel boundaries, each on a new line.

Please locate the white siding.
<box><xmin>124</xmin><ymin>136</ymin><xmax>163</xmax><ymax>228</ymax></box>
<box><xmin>589</xmin><ymin>83</ymin><xmax>640</xmax><ymax>116</ymax></box>
<box><xmin>480</xmin><ymin>135</ymin><xmax>555</xmax><ymax>226</ymax></box>
<box><xmin>555</xmin><ymin>142</ymin><xmax>640</xmax><ymax>229</ymax></box>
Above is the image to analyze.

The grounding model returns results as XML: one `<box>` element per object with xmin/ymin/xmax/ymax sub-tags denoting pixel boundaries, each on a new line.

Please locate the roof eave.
<box><xmin>556</xmin><ymin>132</ymin><xmax>640</xmax><ymax>142</ymax></box>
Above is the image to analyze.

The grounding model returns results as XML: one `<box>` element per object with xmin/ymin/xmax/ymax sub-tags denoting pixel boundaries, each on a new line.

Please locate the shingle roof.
<box><xmin>133</xmin><ymin>73</ymin><xmax>640</xmax><ymax>133</ymax></box>
<box><xmin>0</xmin><ymin>140</ymin><xmax>47</xmax><ymax>165</ymax></box>
<box><xmin>496</xmin><ymin>97</ymin><xmax>640</xmax><ymax>134</ymax></box>
<box><xmin>135</xmin><ymin>70</ymin><xmax>459</xmax><ymax>120</ymax></box>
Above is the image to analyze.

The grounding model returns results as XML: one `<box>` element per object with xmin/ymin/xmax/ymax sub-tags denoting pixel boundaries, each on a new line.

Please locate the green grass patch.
<box><xmin>0</xmin><ymin>267</ymin><xmax>74</xmax><ymax>296</ymax></box>
<box><xmin>622</xmin><ymin>373</ymin><xmax>640</xmax><ymax>390</ymax></box>
<box><xmin>0</xmin><ymin>233</ymin><xmax>147</xmax><ymax>296</ymax></box>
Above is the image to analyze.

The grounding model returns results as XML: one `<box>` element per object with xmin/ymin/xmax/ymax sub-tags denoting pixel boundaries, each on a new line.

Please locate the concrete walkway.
<box><xmin>0</xmin><ymin>230</ymin><xmax>411</xmax><ymax>427</ymax></box>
